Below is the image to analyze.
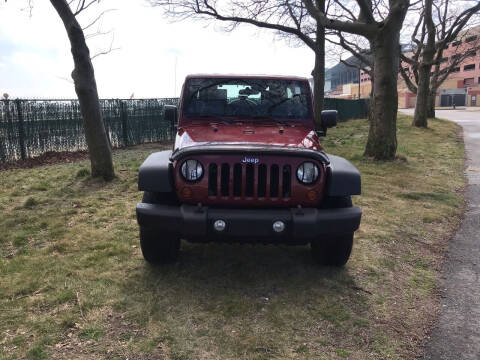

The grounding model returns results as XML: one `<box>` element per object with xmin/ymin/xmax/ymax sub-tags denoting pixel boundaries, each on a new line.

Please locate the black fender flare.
<box><xmin>138</xmin><ymin>150</ymin><xmax>174</xmax><ymax>193</ymax></box>
<box><xmin>325</xmin><ymin>154</ymin><xmax>361</xmax><ymax>197</ymax></box>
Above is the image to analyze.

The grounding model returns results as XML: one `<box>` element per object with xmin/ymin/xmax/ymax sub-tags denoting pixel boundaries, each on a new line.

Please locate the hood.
<box><xmin>174</xmin><ymin>122</ymin><xmax>322</xmax><ymax>151</ymax></box>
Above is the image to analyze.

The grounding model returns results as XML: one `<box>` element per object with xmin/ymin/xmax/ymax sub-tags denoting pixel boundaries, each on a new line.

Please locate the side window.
<box><xmin>286</xmin><ymin>85</ymin><xmax>302</xmax><ymax>99</ymax></box>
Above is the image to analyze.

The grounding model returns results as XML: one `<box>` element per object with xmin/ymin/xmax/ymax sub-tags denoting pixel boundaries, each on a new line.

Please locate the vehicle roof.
<box><xmin>185</xmin><ymin>74</ymin><xmax>310</xmax><ymax>82</ymax></box>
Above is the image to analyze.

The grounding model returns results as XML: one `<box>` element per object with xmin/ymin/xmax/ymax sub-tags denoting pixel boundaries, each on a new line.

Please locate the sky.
<box><xmin>0</xmin><ymin>0</ymin><xmax>319</xmax><ymax>99</ymax></box>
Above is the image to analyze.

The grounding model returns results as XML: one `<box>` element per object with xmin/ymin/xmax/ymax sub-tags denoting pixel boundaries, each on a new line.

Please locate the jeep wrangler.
<box><xmin>136</xmin><ymin>75</ymin><xmax>361</xmax><ymax>266</ymax></box>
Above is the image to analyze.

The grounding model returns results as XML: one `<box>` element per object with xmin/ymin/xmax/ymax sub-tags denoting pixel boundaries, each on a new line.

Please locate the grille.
<box><xmin>207</xmin><ymin>162</ymin><xmax>292</xmax><ymax>199</ymax></box>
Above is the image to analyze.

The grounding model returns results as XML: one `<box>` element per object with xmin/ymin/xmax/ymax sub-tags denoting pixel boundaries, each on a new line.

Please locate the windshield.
<box><xmin>182</xmin><ymin>78</ymin><xmax>312</xmax><ymax>120</ymax></box>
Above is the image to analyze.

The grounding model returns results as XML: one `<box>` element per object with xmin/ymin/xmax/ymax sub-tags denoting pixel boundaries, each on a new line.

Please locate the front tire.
<box><xmin>139</xmin><ymin>227</ymin><xmax>180</xmax><ymax>264</ymax></box>
<box><xmin>312</xmin><ymin>196</ymin><xmax>354</xmax><ymax>266</ymax></box>
<box><xmin>311</xmin><ymin>233</ymin><xmax>354</xmax><ymax>266</ymax></box>
<box><xmin>139</xmin><ymin>191</ymin><xmax>180</xmax><ymax>264</ymax></box>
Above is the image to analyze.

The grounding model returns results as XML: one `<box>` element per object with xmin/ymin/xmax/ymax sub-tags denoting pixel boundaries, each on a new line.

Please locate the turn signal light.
<box><xmin>307</xmin><ymin>190</ymin><xmax>318</xmax><ymax>201</ymax></box>
<box><xmin>181</xmin><ymin>187</ymin><xmax>193</xmax><ymax>199</ymax></box>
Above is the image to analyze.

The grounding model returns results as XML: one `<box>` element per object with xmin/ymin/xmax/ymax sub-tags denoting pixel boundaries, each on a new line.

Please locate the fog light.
<box><xmin>214</xmin><ymin>219</ymin><xmax>226</xmax><ymax>232</ymax></box>
<box><xmin>272</xmin><ymin>220</ymin><xmax>285</xmax><ymax>233</ymax></box>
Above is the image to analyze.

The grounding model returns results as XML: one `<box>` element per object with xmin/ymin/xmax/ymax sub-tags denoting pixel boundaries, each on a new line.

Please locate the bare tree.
<box><xmin>303</xmin><ymin>0</ymin><xmax>410</xmax><ymax>160</ymax></box>
<box><xmin>156</xmin><ymin>0</ymin><xmax>411</xmax><ymax>160</ymax></box>
<box><xmin>151</xmin><ymin>0</ymin><xmax>328</xmax><ymax>126</ymax></box>
<box><xmin>325</xmin><ymin>31</ymin><xmax>374</xmax><ymax>98</ymax></box>
<box><xmin>49</xmin><ymin>0</ymin><xmax>115</xmax><ymax>180</ymax></box>
<box><xmin>399</xmin><ymin>0</ymin><xmax>480</xmax><ymax>127</ymax></box>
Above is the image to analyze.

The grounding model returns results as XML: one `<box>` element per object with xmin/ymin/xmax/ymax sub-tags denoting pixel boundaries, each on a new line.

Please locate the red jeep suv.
<box><xmin>136</xmin><ymin>75</ymin><xmax>361</xmax><ymax>266</ymax></box>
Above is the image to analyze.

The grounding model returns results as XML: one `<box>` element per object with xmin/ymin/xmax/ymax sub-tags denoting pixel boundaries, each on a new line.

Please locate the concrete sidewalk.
<box><xmin>399</xmin><ymin>109</ymin><xmax>480</xmax><ymax>359</ymax></box>
<box><xmin>399</xmin><ymin>108</ymin><xmax>480</xmax><ymax>119</ymax></box>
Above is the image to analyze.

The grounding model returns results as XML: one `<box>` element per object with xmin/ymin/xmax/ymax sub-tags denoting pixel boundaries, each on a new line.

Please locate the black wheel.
<box><xmin>311</xmin><ymin>233</ymin><xmax>354</xmax><ymax>266</ymax></box>
<box><xmin>139</xmin><ymin>227</ymin><xmax>180</xmax><ymax>264</ymax></box>
<box><xmin>140</xmin><ymin>191</ymin><xmax>180</xmax><ymax>264</ymax></box>
<box><xmin>312</xmin><ymin>195</ymin><xmax>354</xmax><ymax>266</ymax></box>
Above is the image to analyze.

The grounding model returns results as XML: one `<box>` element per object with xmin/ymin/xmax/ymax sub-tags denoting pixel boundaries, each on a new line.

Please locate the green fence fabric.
<box><xmin>324</xmin><ymin>98</ymin><xmax>369</xmax><ymax>121</ymax></box>
<box><xmin>0</xmin><ymin>98</ymin><xmax>178</xmax><ymax>163</ymax></box>
<box><xmin>0</xmin><ymin>97</ymin><xmax>367</xmax><ymax>163</ymax></box>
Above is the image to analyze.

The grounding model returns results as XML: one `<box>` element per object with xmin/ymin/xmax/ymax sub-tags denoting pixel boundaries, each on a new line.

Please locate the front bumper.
<box><xmin>136</xmin><ymin>203</ymin><xmax>361</xmax><ymax>244</ymax></box>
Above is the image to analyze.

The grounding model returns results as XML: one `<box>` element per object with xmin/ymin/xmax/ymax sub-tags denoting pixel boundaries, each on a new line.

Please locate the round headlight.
<box><xmin>297</xmin><ymin>162</ymin><xmax>319</xmax><ymax>184</ymax></box>
<box><xmin>180</xmin><ymin>159</ymin><xmax>203</xmax><ymax>181</ymax></box>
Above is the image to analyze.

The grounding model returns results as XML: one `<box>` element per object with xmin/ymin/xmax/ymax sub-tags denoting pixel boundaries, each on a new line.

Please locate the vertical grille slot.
<box><xmin>270</xmin><ymin>165</ymin><xmax>279</xmax><ymax>197</ymax></box>
<box><xmin>282</xmin><ymin>165</ymin><xmax>291</xmax><ymax>198</ymax></box>
<box><xmin>258</xmin><ymin>164</ymin><xmax>267</xmax><ymax>198</ymax></box>
<box><xmin>233</xmin><ymin>164</ymin><xmax>242</xmax><ymax>197</ymax></box>
<box><xmin>221</xmin><ymin>163</ymin><xmax>230</xmax><ymax>196</ymax></box>
<box><xmin>208</xmin><ymin>164</ymin><xmax>217</xmax><ymax>196</ymax></box>
<box><xmin>245</xmin><ymin>164</ymin><xmax>254</xmax><ymax>197</ymax></box>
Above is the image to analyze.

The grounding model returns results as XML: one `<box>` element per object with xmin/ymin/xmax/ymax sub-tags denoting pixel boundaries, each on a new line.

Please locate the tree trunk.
<box><xmin>313</xmin><ymin>47</ymin><xmax>325</xmax><ymax>127</ymax></box>
<box><xmin>427</xmin><ymin>90</ymin><xmax>436</xmax><ymax>118</ymax></box>
<box><xmin>412</xmin><ymin>0</ymin><xmax>435</xmax><ymax>128</ymax></box>
<box><xmin>429</xmin><ymin>62</ymin><xmax>440</xmax><ymax>119</ymax></box>
<box><xmin>412</xmin><ymin>65</ymin><xmax>430</xmax><ymax>127</ymax></box>
<box><xmin>364</xmin><ymin>30</ymin><xmax>400</xmax><ymax>160</ymax></box>
<box><xmin>49</xmin><ymin>0</ymin><xmax>114</xmax><ymax>181</ymax></box>
<box><xmin>312</xmin><ymin>0</ymin><xmax>325</xmax><ymax>127</ymax></box>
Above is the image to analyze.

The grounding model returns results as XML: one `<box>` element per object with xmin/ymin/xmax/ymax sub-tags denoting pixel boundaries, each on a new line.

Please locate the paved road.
<box><xmin>400</xmin><ymin>109</ymin><xmax>480</xmax><ymax>359</ymax></box>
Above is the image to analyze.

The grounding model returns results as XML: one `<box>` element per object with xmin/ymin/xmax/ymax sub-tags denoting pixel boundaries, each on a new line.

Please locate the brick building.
<box><xmin>331</xmin><ymin>26</ymin><xmax>480</xmax><ymax>108</ymax></box>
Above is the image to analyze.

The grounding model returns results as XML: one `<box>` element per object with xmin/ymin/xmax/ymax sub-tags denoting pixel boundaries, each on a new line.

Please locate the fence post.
<box><xmin>170</xmin><ymin>106</ymin><xmax>177</xmax><ymax>141</ymax></box>
<box><xmin>15</xmin><ymin>99</ymin><xmax>27</xmax><ymax>161</ymax></box>
<box><xmin>120</xmin><ymin>100</ymin><xmax>128</xmax><ymax>147</ymax></box>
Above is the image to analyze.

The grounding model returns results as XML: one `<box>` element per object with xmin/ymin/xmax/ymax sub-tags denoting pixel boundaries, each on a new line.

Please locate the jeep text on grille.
<box><xmin>241</xmin><ymin>157</ymin><xmax>259</xmax><ymax>164</ymax></box>
<box><xmin>136</xmin><ymin>74</ymin><xmax>362</xmax><ymax>266</ymax></box>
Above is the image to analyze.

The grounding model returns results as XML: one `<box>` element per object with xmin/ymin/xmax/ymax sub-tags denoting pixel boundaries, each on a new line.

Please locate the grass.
<box><xmin>0</xmin><ymin>115</ymin><xmax>465</xmax><ymax>359</ymax></box>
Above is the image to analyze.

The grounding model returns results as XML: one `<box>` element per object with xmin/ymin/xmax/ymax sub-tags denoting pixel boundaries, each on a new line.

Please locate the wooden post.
<box><xmin>120</xmin><ymin>100</ymin><xmax>129</xmax><ymax>147</ymax></box>
<box><xmin>15</xmin><ymin>99</ymin><xmax>27</xmax><ymax>161</ymax></box>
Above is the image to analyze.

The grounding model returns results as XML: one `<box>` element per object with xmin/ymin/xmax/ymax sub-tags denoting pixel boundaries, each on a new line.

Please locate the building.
<box><xmin>328</xmin><ymin>26</ymin><xmax>480</xmax><ymax>108</ymax></box>
<box><xmin>398</xmin><ymin>25</ymin><xmax>480</xmax><ymax>108</ymax></box>
<box><xmin>324</xmin><ymin>55</ymin><xmax>371</xmax><ymax>98</ymax></box>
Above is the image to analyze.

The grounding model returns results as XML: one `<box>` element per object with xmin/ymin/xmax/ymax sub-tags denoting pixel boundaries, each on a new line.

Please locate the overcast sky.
<box><xmin>0</xmin><ymin>0</ymin><xmax>321</xmax><ymax>99</ymax></box>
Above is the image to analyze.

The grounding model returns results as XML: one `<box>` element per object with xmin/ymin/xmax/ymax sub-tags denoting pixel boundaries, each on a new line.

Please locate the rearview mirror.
<box><xmin>239</xmin><ymin>87</ymin><xmax>260</xmax><ymax>96</ymax></box>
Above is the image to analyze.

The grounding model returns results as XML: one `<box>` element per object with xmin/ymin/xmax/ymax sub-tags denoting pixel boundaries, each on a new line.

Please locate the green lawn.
<box><xmin>0</xmin><ymin>115</ymin><xmax>465</xmax><ymax>359</ymax></box>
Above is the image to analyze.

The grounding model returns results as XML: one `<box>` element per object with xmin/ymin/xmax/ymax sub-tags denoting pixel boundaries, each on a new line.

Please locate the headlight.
<box><xmin>297</xmin><ymin>162</ymin><xmax>319</xmax><ymax>184</ymax></box>
<box><xmin>180</xmin><ymin>159</ymin><xmax>203</xmax><ymax>181</ymax></box>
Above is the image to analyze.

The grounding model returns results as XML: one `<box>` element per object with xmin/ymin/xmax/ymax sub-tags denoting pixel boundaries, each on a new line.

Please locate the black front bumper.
<box><xmin>136</xmin><ymin>203</ymin><xmax>361</xmax><ymax>244</ymax></box>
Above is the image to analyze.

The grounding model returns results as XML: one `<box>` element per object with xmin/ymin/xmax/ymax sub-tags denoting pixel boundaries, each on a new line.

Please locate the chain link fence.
<box><xmin>324</xmin><ymin>98</ymin><xmax>369</xmax><ymax>122</ymax></box>
<box><xmin>0</xmin><ymin>98</ymin><xmax>179</xmax><ymax>163</ymax></box>
<box><xmin>0</xmin><ymin>97</ymin><xmax>368</xmax><ymax>164</ymax></box>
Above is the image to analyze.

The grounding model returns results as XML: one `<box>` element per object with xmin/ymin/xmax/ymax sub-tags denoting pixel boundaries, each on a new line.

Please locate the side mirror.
<box><xmin>164</xmin><ymin>105</ymin><xmax>178</xmax><ymax>135</ymax></box>
<box><xmin>321</xmin><ymin>110</ymin><xmax>338</xmax><ymax>128</ymax></box>
<box><xmin>318</xmin><ymin>110</ymin><xmax>338</xmax><ymax>136</ymax></box>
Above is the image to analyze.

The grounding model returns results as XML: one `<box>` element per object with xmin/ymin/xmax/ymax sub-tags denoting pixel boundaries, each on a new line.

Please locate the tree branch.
<box><xmin>302</xmin><ymin>0</ymin><xmax>377</xmax><ymax>37</ymax></box>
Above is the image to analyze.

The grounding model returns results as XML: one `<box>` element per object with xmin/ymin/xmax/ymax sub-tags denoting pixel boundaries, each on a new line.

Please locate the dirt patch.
<box><xmin>48</xmin><ymin>309</ymin><xmax>167</xmax><ymax>360</ymax></box>
<box><xmin>0</xmin><ymin>141</ymin><xmax>173</xmax><ymax>172</ymax></box>
<box><xmin>0</xmin><ymin>151</ymin><xmax>89</xmax><ymax>171</ymax></box>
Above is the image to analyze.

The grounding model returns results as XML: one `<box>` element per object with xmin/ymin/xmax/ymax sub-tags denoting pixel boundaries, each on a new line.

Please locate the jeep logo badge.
<box><xmin>241</xmin><ymin>157</ymin><xmax>259</xmax><ymax>164</ymax></box>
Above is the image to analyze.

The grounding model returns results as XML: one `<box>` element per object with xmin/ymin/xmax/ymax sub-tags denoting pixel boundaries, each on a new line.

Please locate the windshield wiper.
<box><xmin>191</xmin><ymin>114</ymin><xmax>235</xmax><ymax>124</ymax></box>
<box><xmin>251</xmin><ymin>116</ymin><xmax>291</xmax><ymax>127</ymax></box>
<box><xmin>267</xmin><ymin>94</ymin><xmax>302</xmax><ymax>114</ymax></box>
